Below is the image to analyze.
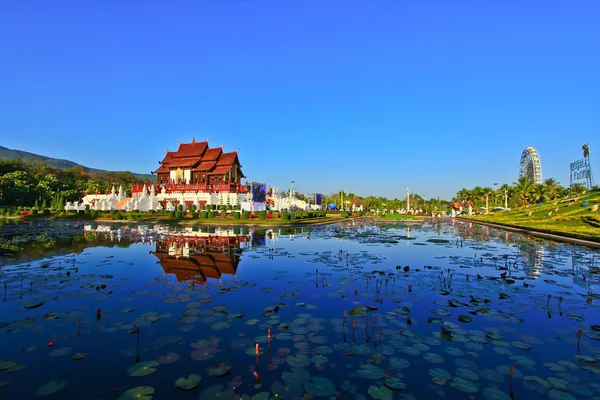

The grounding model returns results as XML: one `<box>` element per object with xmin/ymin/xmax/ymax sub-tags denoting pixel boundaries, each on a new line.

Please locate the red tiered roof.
<box><xmin>208</xmin><ymin>165</ymin><xmax>232</xmax><ymax>175</ymax></box>
<box><xmin>167</xmin><ymin>156</ymin><xmax>203</xmax><ymax>168</ymax></box>
<box><xmin>202</xmin><ymin>147</ymin><xmax>222</xmax><ymax>161</ymax></box>
<box><xmin>175</xmin><ymin>141</ymin><xmax>208</xmax><ymax>157</ymax></box>
<box><xmin>216</xmin><ymin>152</ymin><xmax>238</xmax><ymax>166</ymax></box>
<box><xmin>192</xmin><ymin>161</ymin><xmax>216</xmax><ymax>172</ymax></box>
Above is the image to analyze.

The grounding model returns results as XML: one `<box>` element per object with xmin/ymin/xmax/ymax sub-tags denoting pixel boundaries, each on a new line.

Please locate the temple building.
<box><xmin>74</xmin><ymin>139</ymin><xmax>264</xmax><ymax>212</ymax></box>
<box><xmin>68</xmin><ymin>139</ymin><xmax>324</xmax><ymax>212</ymax></box>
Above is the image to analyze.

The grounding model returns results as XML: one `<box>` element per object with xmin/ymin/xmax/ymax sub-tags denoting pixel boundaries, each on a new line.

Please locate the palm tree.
<box><xmin>531</xmin><ymin>184</ymin><xmax>548</xmax><ymax>204</ymax></box>
<box><xmin>542</xmin><ymin>178</ymin><xmax>561</xmax><ymax>201</ymax></box>
<box><xmin>513</xmin><ymin>177</ymin><xmax>535</xmax><ymax>205</ymax></box>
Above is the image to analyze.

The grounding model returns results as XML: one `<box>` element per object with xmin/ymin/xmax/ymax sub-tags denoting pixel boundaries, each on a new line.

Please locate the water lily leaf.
<box><xmin>250</xmin><ymin>393</ymin><xmax>270</xmax><ymax>400</ymax></box>
<box><xmin>198</xmin><ymin>384</ymin><xmax>234</xmax><ymax>400</ymax></box>
<box><xmin>458</xmin><ymin>315</ymin><xmax>473</xmax><ymax>323</ymax></box>
<box><xmin>270</xmin><ymin>381</ymin><xmax>304</xmax><ymax>399</ymax></box>
<box><xmin>157</xmin><ymin>352</ymin><xmax>179</xmax><ymax>364</ymax></box>
<box><xmin>286</xmin><ymin>354</ymin><xmax>310</xmax><ymax>368</ymax></box>
<box><xmin>350</xmin><ymin>306</ymin><xmax>364</xmax><ymax>316</ymax></box>
<box><xmin>175</xmin><ymin>374</ymin><xmax>201</xmax><ymax>390</ymax></box>
<box><xmin>483</xmin><ymin>387</ymin><xmax>510</xmax><ymax>400</ymax></box>
<box><xmin>429</xmin><ymin>367</ymin><xmax>451</xmax><ymax>381</ymax></box>
<box><xmin>210</xmin><ymin>321</ymin><xmax>231</xmax><ymax>331</ymax></box>
<box><xmin>358</xmin><ymin>366</ymin><xmax>385</xmax><ymax>379</ymax></box>
<box><xmin>191</xmin><ymin>347</ymin><xmax>220</xmax><ymax>360</ymax></box>
<box><xmin>127</xmin><ymin>361</ymin><xmax>159</xmax><ymax>376</ymax></box>
<box><xmin>449</xmin><ymin>377</ymin><xmax>478</xmax><ymax>393</ymax></box>
<box><xmin>209</xmin><ymin>364</ymin><xmax>232</xmax><ymax>377</ymax></box>
<box><xmin>304</xmin><ymin>376</ymin><xmax>335</xmax><ymax>396</ymax></box>
<box><xmin>117</xmin><ymin>386</ymin><xmax>154</xmax><ymax>399</ymax></box>
<box><xmin>368</xmin><ymin>385</ymin><xmax>393</xmax><ymax>400</ymax></box>
<box><xmin>511</xmin><ymin>341</ymin><xmax>532</xmax><ymax>351</ymax></box>
<box><xmin>72</xmin><ymin>352</ymin><xmax>88</xmax><ymax>361</ymax></box>
<box><xmin>389</xmin><ymin>357</ymin><xmax>409</xmax><ymax>369</ymax></box>
<box><xmin>384</xmin><ymin>377</ymin><xmax>406</xmax><ymax>390</ymax></box>
<box><xmin>36</xmin><ymin>380</ymin><xmax>67</xmax><ymax>396</ymax></box>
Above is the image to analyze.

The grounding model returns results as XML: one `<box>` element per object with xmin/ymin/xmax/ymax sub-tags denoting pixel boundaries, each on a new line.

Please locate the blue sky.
<box><xmin>1</xmin><ymin>1</ymin><xmax>598</xmax><ymax>200</ymax></box>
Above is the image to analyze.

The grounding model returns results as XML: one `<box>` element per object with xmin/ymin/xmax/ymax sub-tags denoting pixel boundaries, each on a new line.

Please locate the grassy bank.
<box><xmin>8</xmin><ymin>210</ymin><xmax>369</xmax><ymax>227</ymax></box>
<box><xmin>461</xmin><ymin>190</ymin><xmax>600</xmax><ymax>241</ymax></box>
<box><xmin>374</xmin><ymin>213</ymin><xmax>422</xmax><ymax>221</ymax></box>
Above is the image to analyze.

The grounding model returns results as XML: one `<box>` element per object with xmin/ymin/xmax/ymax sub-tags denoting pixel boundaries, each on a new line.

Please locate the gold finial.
<box><xmin>236</xmin><ymin>147</ymin><xmax>240</xmax><ymax>152</ymax></box>
<box><xmin>220</xmin><ymin>143</ymin><xmax>225</xmax><ymax>148</ymax></box>
<box><xmin>206</xmin><ymin>137</ymin><xmax>210</xmax><ymax>142</ymax></box>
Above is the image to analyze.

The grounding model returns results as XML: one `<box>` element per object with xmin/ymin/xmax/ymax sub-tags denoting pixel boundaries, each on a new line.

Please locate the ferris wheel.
<box><xmin>519</xmin><ymin>147</ymin><xmax>542</xmax><ymax>184</ymax></box>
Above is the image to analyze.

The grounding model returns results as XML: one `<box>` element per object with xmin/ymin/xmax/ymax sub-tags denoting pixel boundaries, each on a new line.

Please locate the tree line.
<box><xmin>0</xmin><ymin>158</ymin><xmax>153</xmax><ymax>207</ymax></box>
<box><xmin>452</xmin><ymin>177</ymin><xmax>592</xmax><ymax>209</ymax></box>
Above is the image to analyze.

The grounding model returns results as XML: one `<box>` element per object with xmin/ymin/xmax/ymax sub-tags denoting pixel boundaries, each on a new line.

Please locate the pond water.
<box><xmin>1</xmin><ymin>219</ymin><xmax>599</xmax><ymax>400</ymax></box>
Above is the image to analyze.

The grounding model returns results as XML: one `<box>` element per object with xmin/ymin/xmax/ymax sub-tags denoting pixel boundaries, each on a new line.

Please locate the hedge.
<box><xmin>200</xmin><ymin>211</ymin><xmax>208</xmax><ymax>219</ymax></box>
<box><xmin>233</xmin><ymin>212</ymin><xmax>240</xmax><ymax>219</ymax></box>
<box><xmin>208</xmin><ymin>212</ymin><xmax>215</xmax><ymax>219</ymax></box>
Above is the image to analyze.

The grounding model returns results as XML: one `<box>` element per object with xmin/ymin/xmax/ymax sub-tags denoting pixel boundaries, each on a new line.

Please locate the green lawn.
<box><xmin>462</xmin><ymin>190</ymin><xmax>600</xmax><ymax>241</ymax></box>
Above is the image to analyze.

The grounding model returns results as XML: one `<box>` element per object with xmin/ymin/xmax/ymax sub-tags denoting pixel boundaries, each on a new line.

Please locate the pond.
<box><xmin>1</xmin><ymin>218</ymin><xmax>599</xmax><ymax>399</ymax></box>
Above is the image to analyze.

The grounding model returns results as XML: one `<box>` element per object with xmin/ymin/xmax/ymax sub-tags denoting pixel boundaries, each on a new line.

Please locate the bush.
<box><xmin>110</xmin><ymin>209</ymin><xmax>117</xmax><ymax>216</ymax></box>
<box><xmin>280</xmin><ymin>211</ymin><xmax>289</xmax><ymax>220</ymax></box>
<box><xmin>233</xmin><ymin>212</ymin><xmax>240</xmax><ymax>219</ymax></box>
<box><xmin>113</xmin><ymin>211</ymin><xmax>123</xmax><ymax>220</ymax></box>
<box><xmin>200</xmin><ymin>211</ymin><xmax>208</xmax><ymax>219</ymax></box>
<box><xmin>43</xmin><ymin>209</ymin><xmax>50</xmax><ymax>216</ymax></box>
<box><xmin>176</xmin><ymin>211</ymin><xmax>184</xmax><ymax>219</ymax></box>
<box><xmin>90</xmin><ymin>210</ymin><xmax>98</xmax><ymax>218</ymax></box>
<box><xmin>259</xmin><ymin>212</ymin><xmax>266</xmax><ymax>220</ymax></box>
<box><xmin>127</xmin><ymin>213</ymin><xmax>136</xmax><ymax>221</ymax></box>
<box><xmin>78</xmin><ymin>210</ymin><xmax>85</xmax><ymax>215</ymax></box>
<box><xmin>242</xmin><ymin>211</ymin><xmax>250</xmax><ymax>220</ymax></box>
<box><xmin>192</xmin><ymin>212</ymin><xmax>199</xmax><ymax>219</ymax></box>
<box><xmin>208</xmin><ymin>212</ymin><xmax>215</xmax><ymax>219</ymax></box>
<box><xmin>0</xmin><ymin>208</ymin><xmax>4</xmax><ymax>216</ymax></box>
<box><xmin>168</xmin><ymin>211</ymin><xmax>176</xmax><ymax>219</ymax></box>
<box><xmin>148</xmin><ymin>210</ymin><xmax>155</xmax><ymax>214</ymax></box>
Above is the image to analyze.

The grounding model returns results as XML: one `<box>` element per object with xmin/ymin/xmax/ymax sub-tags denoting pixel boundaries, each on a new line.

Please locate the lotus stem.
<box><xmin>408</xmin><ymin>285</ymin><xmax>412</xmax><ymax>293</ymax></box>
<box><xmin>96</xmin><ymin>308</ymin><xmax>102</xmax><ymax>321</ymax></box>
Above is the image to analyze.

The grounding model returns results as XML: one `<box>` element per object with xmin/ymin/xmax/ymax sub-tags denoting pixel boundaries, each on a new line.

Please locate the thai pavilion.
<box><xmin>76</xmin><ymin>139</ymin><xmax>262</xmax><ymax>212</ymax></box>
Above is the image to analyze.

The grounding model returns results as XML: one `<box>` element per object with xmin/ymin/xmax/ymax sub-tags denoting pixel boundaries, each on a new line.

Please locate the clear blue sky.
<box><xmin>1</xmin><ymin>1</ymin><xmax>598</xmax><ymax>200</ymax></box>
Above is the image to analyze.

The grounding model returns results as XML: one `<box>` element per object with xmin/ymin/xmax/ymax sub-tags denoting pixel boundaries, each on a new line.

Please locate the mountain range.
<box><xmin>0</xmin><ymin>146</ymin><xmax>156</xmax><ymax>181</ymax></box>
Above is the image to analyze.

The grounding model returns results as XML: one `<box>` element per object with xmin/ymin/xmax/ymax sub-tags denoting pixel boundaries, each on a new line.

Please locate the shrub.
<box><xmin>242</xmin><ymin>211</ymin><xmax>250</xmax><ymax>220</ymax></box>
<box><xmin>127</xmin><ymin>213</ymin><xmax>136</xmax><ymax>221</ymax></box>
<box><xmin>259</xmin><ymin>212</ymin><xmax>266</xmax><ymax>220</ymax></box>
<box><xmin>78</xmin><ymin>210</ymin><xmax>85</xmax><ymax>215</ymax></box>
<box><xmin>192</xmin><ymin>212</ymin><xmax>199</xmax><ymax>219</ymax></box>
<box><xmin>90</xmin><ymin>210</ymin><xmax>98</xmax><ymax>218</ymax></box>
<box><xmin>168</xmin><ymin>211</ymin><xmax>176</xmax><ymax>219</ymax></box>
<box><xmin>176</xmin><ymin>211</ymin><xmax>184</xmax><ymax>219</ymax></box>
<box><xmin>208</xmin><ymin>212</ymin><xmax>215</xmax><ymax>219</ymax></box>
<box><xmin>110</xmin><ymin>209</ymin><xmax>117</xmax><ymax>216</ymax></box>
<box><xmin>233</xmin><ymin>212</ymin><xmax>240</xmax><ymax>219</ymax></box>
<box><xmin>0</xmin><ymin>208</ymin><xmax>4</xmax><ymax>216</ymax></box>
<box><xmin>113</xmin><ymin>211</ymin><xmax>123</xmax><ymax>220</ymax></box>
<box><xmin>280</xmin><ymin>212</ymin><xmax>289</xmax><ymax>220</ymax></box>
<box><xmin>148</xmin><ymin>210</ymin><xmax>155</xmax><ymax>214</ymax></box>
<box><xmin>43</xmin><ymin>209</ymin><xmax>50</xmax><ymax>216</ymax></box>
<box><xmin>200</xmin><ymin>211</ymin><xmax>208</xmax><ymax>219</ymax></box>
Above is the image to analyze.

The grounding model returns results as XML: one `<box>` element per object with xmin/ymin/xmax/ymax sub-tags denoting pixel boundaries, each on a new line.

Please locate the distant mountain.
<box><xmin>0</xmin><ymin>146</ymin><xmax>156</xmax><ymax>182</ymax></box>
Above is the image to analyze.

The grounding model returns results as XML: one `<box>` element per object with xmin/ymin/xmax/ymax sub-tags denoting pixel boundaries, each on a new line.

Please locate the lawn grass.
<box><xmin>462</xmin><ymin>190</ymin><xmax>600</xmax><ymax>241</ymax></box>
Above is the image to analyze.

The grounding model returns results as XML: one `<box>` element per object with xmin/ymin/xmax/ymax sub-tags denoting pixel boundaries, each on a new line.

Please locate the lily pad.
<box><xmin>72</xmin><ymin>352</ymin><xmax>89</xmax><ymax>361</ymax></box>
<box><xmin>209</xmin><ymin>364</ymin><xmax>232</xmax><ymax>377</ymax></box>
<box><xmin>198</xmin><ymin>384</ymin><xmax>235</xmax><ymax>400</ymax></box>
<box><xmin>286</xmin><ymin>354</ymin><xmax>310</xmax><ymax>368</ymax></box>
<box><xmin>36</xmin><ymin>380</ymin><xmax>67</xmax><ymax>396</ymax></box>
<box><xmin>175</xmin><ymin>374</ymin><xmax>202</xmax><ymax>390</ymax></box>
<box><xmin>118</xmin><ymin>386</ymin><xmax>155</xmax><ymax>399</ymax></box>
<box><xmin>304</xmin><ymin>376</ymin><xmax>335</xmax><ymax>396</ymax></box>
<box><xmin>127</xmin><ymin>361</ymin><xmax>159</xmax><ymax>377</ymax></box>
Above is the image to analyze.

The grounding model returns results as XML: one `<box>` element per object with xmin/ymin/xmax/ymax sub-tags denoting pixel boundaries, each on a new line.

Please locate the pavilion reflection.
<box><xmin>151</xmin><ymin>228</ymin><xmax>264</xmax><ymax>284</ymax></box>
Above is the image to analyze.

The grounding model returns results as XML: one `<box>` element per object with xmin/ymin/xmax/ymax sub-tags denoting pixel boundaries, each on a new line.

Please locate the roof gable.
<box><xmin>175</xmin><ymin>141</ymin><xmax>208</xmax><ymax>158</ymax></box>
<box><xmin>216</xmin><ymin>152</ymin><xmax>239</xmax><ymax>166</ymax></box>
